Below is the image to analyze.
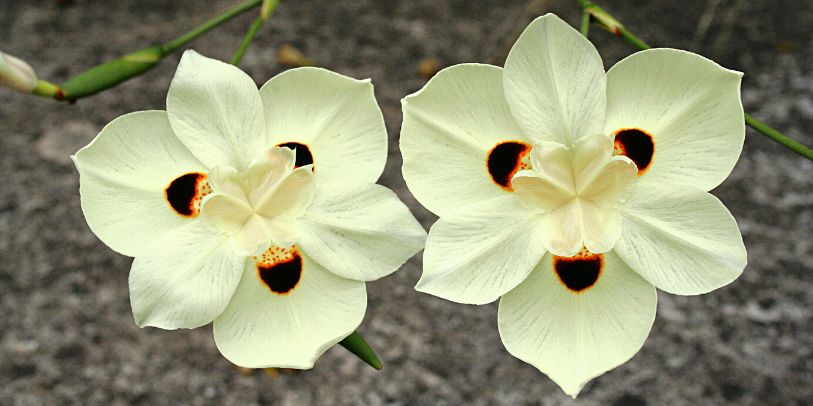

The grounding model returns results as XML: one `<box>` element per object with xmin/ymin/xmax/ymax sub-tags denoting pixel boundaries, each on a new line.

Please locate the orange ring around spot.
<box><xmin>552</xmin><ymin>250</ymin><xmax>604</xmax><ymax>293</ymax></box>
<box><xmin>613</xmin><ymin>128</ymin><xmax>655</xmax><ymax>175</ymax></box>
<box><xmin>256</xmin><ymin>247</ymin><xmax>303</xmax><ymax>295</ymax></box>
<box><xmin>165</xmin><ymin>172</ymin><xmax>209</xmax><ymax>217</ymax></box>
<box><xmin>486</xmin><ymin>140</ymin><xmax>531</xmax><ymax>191</ymax></box>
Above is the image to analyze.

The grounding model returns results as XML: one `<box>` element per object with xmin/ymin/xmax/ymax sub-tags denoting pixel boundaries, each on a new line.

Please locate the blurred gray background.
<box><xmin>1</xmin><ymin>0</ymin><xmax>812</xmax><ymax>404</ymax></box>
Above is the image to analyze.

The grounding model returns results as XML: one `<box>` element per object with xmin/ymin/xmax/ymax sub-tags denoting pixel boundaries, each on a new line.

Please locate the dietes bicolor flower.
<box><xmin>75</xmin><ymin>50</ymin><xmax>426</xmax><ymax>368</ymax></box>
<box><xmin>400</xmin><ymin>14</ymin><xmax>746</xmax><ymax>396</ymax></box>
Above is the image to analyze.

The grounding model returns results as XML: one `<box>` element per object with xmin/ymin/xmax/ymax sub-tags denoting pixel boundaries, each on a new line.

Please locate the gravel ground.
<box><xmin>1</xmin><ymin>0</ymin><xmax>812</xmax><ymax>404</ymax></box>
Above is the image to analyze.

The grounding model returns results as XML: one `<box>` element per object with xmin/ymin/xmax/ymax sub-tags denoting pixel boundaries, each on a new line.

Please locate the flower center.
<box><xmin>511</xmin><ymin>136</ymin><xmax>638</xmax><ymax>256</ymax></box>
<box><xmin>199</xmin><ymin>146</ymin><xmax>316</xmax><ymax>255</ymax></box>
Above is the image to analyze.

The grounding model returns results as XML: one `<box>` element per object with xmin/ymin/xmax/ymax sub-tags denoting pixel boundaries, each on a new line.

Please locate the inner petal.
<box><xmin>255</xmin><ymin>245</ymin><xmax>303</xmax><ymax>294</ymax></box>
<box><xmin>487</xmin><ymin>140</ymin><xmax>531</xmax><ymax>191</ymax></box>
<box><xmin>613</xmin><ymin>128</ymin><xmax>654</xmax><ymax>174</ymax></box>
<box><xmin>165</xmin><ymin>172</ymin><xmax>211</xmax><ymax>217</ymax></box>
<box><xmin>520</xmin><ymin>138</ymin><xmax>636</xmax><ymax>256</ymax></box>
<box><xmin>200</xmin><ymin>146</ymin><xmax>315</xmax><ymax>252</ymax></box>
<box><xmin>552</xmin><ymin>248</ymin><xmax>603</xmax><ymax>293</ymax></box>
<box><xmin>276</xmin><ymin>142</ymin><xmax>314</xmax><ymax>168</ymax></box>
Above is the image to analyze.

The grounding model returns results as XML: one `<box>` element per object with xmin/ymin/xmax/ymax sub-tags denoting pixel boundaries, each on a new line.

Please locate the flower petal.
<box><xmin>297</xmin><ymin>181</ymin><xmax>426</xmax><ymax>282</ymax></box>
<box><xmin>512</xmin><ymin>170</ymin><xmax>572</xmax><ymax>212</ymax></box>
<box><xmin>401</xmin><ymin>63</ymin><xmax>528</xmax><ymax>217</ymax></box>
<box><xmin>537</xmin><ymin>200</ymin><xmax>584</xmax><ymax>257</ymax></box>
<box><xmin>416</xmin><ymin>196</ymin><xmax>547</xmax><ymax>305</ymax></box>
<box><xmin>166</xmin><ymin>50</ymin><xmax>266</xmax><ymax>171</ymax></box>
<box><xmin>213</xmin><ymin>250</ymin><xmax>366</xmax><ymax>369</ymax></box>
<box><xmin>254</xmin><ymin>166</ymin><xmax>315</xmax><ymax>221</ymax></box>
<box><xmin>604</xmin><ymin>48</ymin><xmax>745</xmax><ymax>191</ymax></box>
<box><xmin>74</xmin><ymin>110</ymin><xmax>207</xmax><ymax>257</ymax></box>
<box><xmin>579</xmin><ymin>156</ymin><xmax>638</xmax><ymax>209</ymax></box>
<box><xmin>503</xmin><ymin>14</ymin><xmax>606</xmax><ymax>145</ymax></box>
<box><xmin>498</xmin><ymin>251</ymin><xmax>657</xmax><ymax>398</ymax></box>
<box><xmin>259</xmin><ymin>67</ymin><xmax>387</xmax><ymax>184</ymax></box>
<box><xmin>615</xmin><ymin>183</ymin><xmax>747</xmax><ymax>295</ymax></box>
<box><xmin>129</xmin><ymin>223</ymin><xmax>245</xmax><ymax>329</ymax></box>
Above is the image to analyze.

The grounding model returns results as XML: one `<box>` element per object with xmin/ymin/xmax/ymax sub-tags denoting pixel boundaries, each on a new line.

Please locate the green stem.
<box><xmin>43</xmin><ymin>0</ymin><xmax>263</xmax><ymax>101</ymax></box>
<box><xmin>338</xmin><ymin>331</ymin><xmax>383</xmax><ymax>370</ymax></box>
<box><xmin>163</xmin><ymin>0</ymin><xmax>263</xmax><ymax>54</ymax></box>
<box><xmin>577</xmin><ymin>0</ymin><xmax>813</xmax><ymax>161</ymax></box>
<box><xmin>230</xmin><ymin>16</ymin><xmax>266</xmax><ymax>66</ymax></box>
<box><xmin>230</xmin><ymin>0</ymin><xmax>281</xmax><ymax>66</ymax></box>
<box><xmin>31</xmin><ymin>80</ymin><xmax>62</xmax><ymax>98</ymax></box>
<box><xmin>579</xmin><ymin>11</ymin><xmax>591</xmax><ymax>37</ymax></box>
<box><xmin>617</xmin><ymin>26</ymin><xmax>650</xmax><ymax>51</ymax></box>
<box><xmin>745</xmin><ymin>113</ymin><xmax>813</xmax><ymax>160</ymax></box>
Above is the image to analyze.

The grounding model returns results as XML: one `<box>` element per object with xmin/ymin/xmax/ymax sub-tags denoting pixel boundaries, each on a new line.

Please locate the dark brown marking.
<box><xmin>487</xmin><ymin>141</ymin><xmax>530</xmax><ymax>190</ymax></box>
<box><xmin>614</xmin><ymin>128</ymin><xmax>655</xmax><ymax>174</ymax></box>
<box><xmin>277</xmin><ymin>142</ymin><xmax>314</xmax><ymax>168</ymax></box>
<box><xmin>165</xmin><ymin>172</ymin><xmax>205</xmax><ymax>217</ymax></box>
<box><xmin>258</xmin><ymin>251</ymin><xmax>302</xmax><ymax>294</ymax></box>
<box><xmin>553</xmin><ymin>252</ymin><xmax>603</xmax><ymax>293</ymax></box>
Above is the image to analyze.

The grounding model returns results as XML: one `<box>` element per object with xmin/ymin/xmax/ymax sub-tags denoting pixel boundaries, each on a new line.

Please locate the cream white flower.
<box><xmin>74</xmin><ymin>50</ymin><xmax>426</xmax><ymax>368</ymax></box>
<box><xmin>0</xmin><ymin>51</ymin><xmax>37</xmax><ymax>93</ymax></box>
<box><xmin>401</xmin><ymin>14</ymin><xmax>746</xmax><ymax>397</ymax></box>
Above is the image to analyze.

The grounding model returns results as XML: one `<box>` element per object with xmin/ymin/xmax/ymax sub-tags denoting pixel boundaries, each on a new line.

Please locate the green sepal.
<box><xmin>338</xmin><ymin>330</ymin><xmax>383</xmax><ymax>370</ymax></box>
<box><xmin>59</xmin><ymin>45</ymin><xmax>165</xmax><ymax>100</ymax></box>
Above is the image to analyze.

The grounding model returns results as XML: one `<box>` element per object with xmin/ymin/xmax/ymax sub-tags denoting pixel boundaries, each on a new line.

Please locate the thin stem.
<box><xmin>580</xmin><ymin>11</ymin><xmax>591</xmax><ymax>37</ymax></box>
<box><xmin>230</xmin><ymin>0</ymin><xmax>281</xmax><ymax>66</ymax></box>
<box><xmin>30</xmin><ymin>0</ymin><xmax>264</xmax><ymax>101</ymax></box>
<box><xmin>745</xmin><ymin>113</ymin><xmax>813</xmax><ymax>160</ymax></box>
<box><xmin>617</xmin><ymin>26</ymin><xmax>650</xmax><ymax>51</ymax></box>
<box><xmin>163</xmin><ymin>0</ymin><xmax>263</xmax><ymax>54</ymax></box>
<box><xmin>230</xmin><ymin>16</ymin><xmax>265</xmax><ymax>65</ymax></box>
<box><xmin>577</xmin><ymin>0</ymin><xmax>813</xmax><ymax>161</ymax></box>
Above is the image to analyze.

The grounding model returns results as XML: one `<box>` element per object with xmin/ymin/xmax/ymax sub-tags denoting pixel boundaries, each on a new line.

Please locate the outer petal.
<box><xmin>615</xmin><ymin>183</ymin><xmax>747</xmax><ymax>295</ymax></box>
<box><xmin>297</xmin><ymin>181</ymin><xmax>426</xmax><ymax>282</ymax></box>
<box><xmin>166</xmin><ymin>50</ymin><xmax>267</xmax><ymax>171</ymax></box>
<box><xmin>129</xmin><ymin>223</ymin><xmax>245</xmax><ymax>329</ymax></box>
<box><xmin>498</xmin><ymin>251</ymin><xmax>657</xmax><ymax>398</ymax></box>
<box><xmin>74</xmin><ymin>110</ymin><xmax>207</xmax><ymax>257</ymax></box>
<box><xmin>259</xmin><ymin>67</ymin><xmax>387</xmax><ymax>184</ymax></box>
<box><xmin>503</xmin><ymin>14</ymin><xmax>607</xmax><ymax>145</ymax></box>
<box><xmin>605</xmin><ymin>48</ymin><xmax>745</xmax><ymax>191</ymax></box>
<box><xmin>213</xmin><ymin>251</ymin><xmax>366</xmax><ymax>369</ymax></box>
<box><xmin>417</xmin><ymin>196</ymin><xmax>547</xmax><ymax>305</ymax></box>
<box><xmin>401</xmin><ymin>63</ymin><xmax>527</xmax><ymax>217</ymax></box>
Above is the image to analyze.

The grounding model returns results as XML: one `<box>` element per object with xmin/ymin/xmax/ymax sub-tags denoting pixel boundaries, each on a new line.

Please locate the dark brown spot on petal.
<box><xmin>277</xmin><ymin>142</ymin><xmax>314</xmax><ymax>168</ymax></box>
<box><xmin>613</xmin><ymin>128</ymin><xmax>655</xmax><ymax>174</ymax></box>
<box><xmin>487</xmin><ymin>141</ymin><xmax>530</xmax><ymax>191</ymax></box>
<box><xmin>256</xmin><ymin>246</ymin><xmax>302</xmax><ymax>294</ymax></box>
<box><xmin>553</xmin><ymin>249</ymin><xmax>603</xmax><ymax>293</ymax></box>
<box><xmin>165</xmin><ymin>172</ymin><xmax>209</xmax><ymax>217</ymax></box>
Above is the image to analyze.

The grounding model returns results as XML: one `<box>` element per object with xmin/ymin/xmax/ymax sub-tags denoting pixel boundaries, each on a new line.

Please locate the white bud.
<box><xmin>0</xmin><ymin>51</ymin><xmax>38</xmax><ymax>93</ymax></box>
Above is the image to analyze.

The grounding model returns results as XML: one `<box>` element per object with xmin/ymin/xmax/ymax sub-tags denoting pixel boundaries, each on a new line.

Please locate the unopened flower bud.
<box><xmin>0</xmin><ymin>51</ymin><xmax>38</xmax><ymax>93</ymax></box>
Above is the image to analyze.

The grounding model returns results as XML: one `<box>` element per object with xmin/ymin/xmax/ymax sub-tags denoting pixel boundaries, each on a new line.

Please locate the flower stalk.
<box><xmin>230</xmin><ymin>0</ymin><xmax>281</xmax><ymax>66</ymax></box>
<box><xmin>38</xmin><ymin>0</ymin><xmax>265</xmax><ymax>101</ymax></box>
<box><xmin>576</xmin><ymin>0</ymin><xmax>813</xmax><ymax>161</ymax></box>
<box><xmin>579</xmin><ymin>11</ymin><xmax>591</xmax><ymax>37</ymax></box>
